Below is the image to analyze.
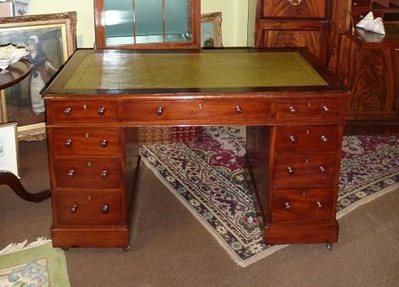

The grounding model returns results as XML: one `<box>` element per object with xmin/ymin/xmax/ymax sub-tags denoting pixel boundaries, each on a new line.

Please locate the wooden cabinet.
<box><xmin>329</xmin><ymin>0</ymin><xmax>399</xmax><ymax>74</ymax></box>
<box><xmin>266</xmin><ymin>123</ymin><xmax>341</xmax><ymax>244</ymax></box>
<box><xmin>250</xmin><ymin>0</ymin><xmax>331</xmax><ymax>64</ymax></box>
<box><xmin>337</xmin><ymin>30</ymin><xmax>399</xmax><ymax>123</ymax></box>
<box><xmin>252</xmin><ymin>103</ymin><xmax>344</xmax><ymax>245</ymax></box>
<box><xmin>327</xmin><ymin>0</ymin><xmax>399</xmax><ymax>132</ymax></box>
<box><xmin>93</xmin><ymin>0</ymin><xmax>201</xmax><ymax>49</ymax></box>
<box><xmin>261</xmin><ymin>0</ymin><xmax>326</xmax><ymax>17</ymax></box>
<box><xmin>334</xmin><ymin>0</ymin><xmax>399</xmax><ymax>127</ymax></box>
<box><xmin>47</xmin><ymin>100</ymin><xmax>132</xmax><ymax>248</ymax></box>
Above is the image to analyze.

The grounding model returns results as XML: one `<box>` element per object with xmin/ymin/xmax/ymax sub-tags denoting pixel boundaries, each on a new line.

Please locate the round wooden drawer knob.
<box><xmin>288</xmin><ymin>106</ymin><xmax>297</xmax><ymax>113</ymax></box>
<box><xmin>320</xmin><ymin>135</ymin><xmax>329</xmax><ymax>143</ymax></box>
<box><xmin>100</xmin><ymin>139</ymin><xmax>108</xmax><ymax>148</ymax></box>
<box><xmin>287</xmin><ymin>166</ymin><xmax>295</xmax><ymax>175</ymax></box>
<box><xmin>156</xmin><ymin>107</ymin><xmax>164</xmax><ymax>115</ymax></box>
<box><xmin>100</xmin><ymin>169</ymin><xmax>109</xmax><ymax>179</ymax></box>
<box><xmin>319</xmin><ymin>166</ymin><xmax>327</xmax><ymax>173</ymax></box>
<box><xmin>64</xmin><ymin>139</ymin><xmax>73</xmax><ymax>147</ymax></box>
<box><xmin>67</xmin><ymin>168</ymin><xmax>76</xmax><ymax>178</ymax></box>
<box><xmin>70</xmin><ymin>203</ymin><xmax>78</xmax><ymax>213</ymax></box>
<box><xmin>101</xmin><ymin>204</ymin><xmax>109</xmax><ymax>214</ymax></box>
<box><xmin>63</xmin><ymin>107</ymin><xmax>72</xmax><ymax>116</ymax></box>
<box><xmin>284</xmin><ymin>202</ymin><xmax>292</xmax><ymax>210</ymax></box>
<box><xmin>97</xmin><ymin>106</ymin><xmax>106</xmax><ymax>116</ymax></box>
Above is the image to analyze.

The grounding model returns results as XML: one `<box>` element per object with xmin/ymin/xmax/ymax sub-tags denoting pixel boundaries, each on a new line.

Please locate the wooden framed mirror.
<box><xmin>94</xmin><ymin>0</ymin><xmax>201</xmax><ymax>49</ymax></box>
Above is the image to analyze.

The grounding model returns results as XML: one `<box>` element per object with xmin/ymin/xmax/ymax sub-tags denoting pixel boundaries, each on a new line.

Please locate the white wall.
<box><xmin>29</xmin><ymin>0</ymin><xmax>249</xmax><ymax>48</ymax></box>
<box><xmin>29</xmin><ymin>1</ymin><xmax>94</xmax><ymax>47</ymax></box>
<box><xmin>202</xmin><ymin>0</ymin><xmax>248</xmax><ymax>47</ymax></box>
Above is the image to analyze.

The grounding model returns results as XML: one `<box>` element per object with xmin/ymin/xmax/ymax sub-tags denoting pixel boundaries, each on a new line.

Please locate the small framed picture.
<box><xmin>201</xmin><ymin>12</ymin><xmax>223</xmax><ymax>48</ymax></box>
<box><xmin>0</xmin><ymin>122</ymin><xmax>19</xmax><ymax>177</ymax></box>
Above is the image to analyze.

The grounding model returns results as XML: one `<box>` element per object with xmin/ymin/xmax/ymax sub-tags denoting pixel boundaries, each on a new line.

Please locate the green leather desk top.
<box><xmin>49</xmin><ymin>49</ymin><xmax>328</xmax><ymax>94</ymax></box>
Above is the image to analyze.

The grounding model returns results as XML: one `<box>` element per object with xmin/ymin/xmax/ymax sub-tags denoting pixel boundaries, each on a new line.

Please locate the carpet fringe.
<box><xmin>0</xmin><ymin>237</ymin><xmax>51</xmax><ymax>256</ymax></box>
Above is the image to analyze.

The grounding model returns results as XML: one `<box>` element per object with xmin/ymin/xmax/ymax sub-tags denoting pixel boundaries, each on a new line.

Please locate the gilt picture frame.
<box><xmin>0</xmin><ymin>122</ymin><xmax>19</xmax><ymax>177</ymax></box>
<box><xmin>201</xmin><ymin>12</ymin><xmax>223</xmax><ymax>48</ymax></box>
<box><xmin>0</xmin><ymin>12</ymin><xmax>77</xmax><ymax>141</ymax></box>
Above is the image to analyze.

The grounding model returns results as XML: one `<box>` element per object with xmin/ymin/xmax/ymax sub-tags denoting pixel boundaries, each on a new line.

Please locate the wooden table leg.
<box><xmin>0</xmin><ymin>171</ymin><xmax>50</xmax><ymax>202</ymax></box>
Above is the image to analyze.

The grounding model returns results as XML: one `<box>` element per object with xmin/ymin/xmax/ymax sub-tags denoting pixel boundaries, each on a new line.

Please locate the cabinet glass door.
<box><xmin>95</xmin><ymin>0</ymin><xmax>200</xmax><ymax>49</ymax></box>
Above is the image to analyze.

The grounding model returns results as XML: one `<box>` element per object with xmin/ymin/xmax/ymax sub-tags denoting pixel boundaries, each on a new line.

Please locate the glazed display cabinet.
<box><xmin>94</xmin><ymin>0</ymin><xmax>201</xmax><ymax>49</ymax></box>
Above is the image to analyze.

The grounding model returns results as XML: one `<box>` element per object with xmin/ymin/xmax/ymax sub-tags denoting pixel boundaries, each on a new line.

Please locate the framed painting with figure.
<box><xmin>0</xmin><ymin>12</ymin><xmax>76</xmax><ymax>141</ymax></box>
<box><xmin>0</xmin><ymin>122</ymin><xmax>19</xmax><ymax>177</ymax></box>
<box><xmin>201</xmin><ymin>12</ymin><xmax>223</xmax><ymax>48</ymax></box>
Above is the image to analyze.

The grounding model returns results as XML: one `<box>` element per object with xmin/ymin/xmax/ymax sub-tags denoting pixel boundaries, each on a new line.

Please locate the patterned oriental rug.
<box><xmin>140</xmin><ymin>127</ymin><xmax>399</xmax><ymax>267</ymax></box>
<box><xmin>0</xmin><ymin>238</ymin><xmax>70</xmax><ymax>286</ymax></box>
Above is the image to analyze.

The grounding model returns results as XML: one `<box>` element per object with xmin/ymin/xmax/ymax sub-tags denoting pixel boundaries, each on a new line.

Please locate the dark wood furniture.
<box><xmin>93</xmin><ymin>0</ymin><xmax>201</xmax><ymax>49</ymax></box>
<box><xmin>328</xmin><ymin>0</ymin><xmax>399</xmax><ymax>133</ymax></box>
<box><xmin>0</xmin><ymin>60</ymin><xmax>50</xmax><ymax>202</ymax></box>
<box><xmin>250</xmin><ymin>0</ymin><xmax>331</xmax><ymax>64</ymax></box>
<box><xmin>337</xmin><ymin>25</ymin><xmax>399</xmax><ymax>125</ymax></box>
<box><xmin>43</xmin><ymin>48</ymin><xmax>348</xmax><ymax>249</ymax></box>
<box><xmin>351</xmin><ymin>0</ymin><xmax>399</xmax><ymax>23</ymax></box>
<box><xmin>248</xmin><ymin>0</ymin><xmax>399</xmax><ymax>131</ymax></box>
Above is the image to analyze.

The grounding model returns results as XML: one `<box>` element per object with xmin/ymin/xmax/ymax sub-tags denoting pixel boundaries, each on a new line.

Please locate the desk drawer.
<box><xmin>352</xmin><ymin>0</ymin><xmax>371</xmax><ymax>7</ymax></box>
<box><xmin>55</xmin><ymin>159</ymin><xmax>121</xmax><ymax>189</ymax></box>
<box><xmin>274</xmin><ymin>125</ymin><xmax>339</xmax><ymax>154</ymax></box>
<box><xmin>273</xmin><ymin>155</ymin><xmax>336</xmax><ymax>189</ymax></box>
<box><xmin>262</xmin><ymin>0</ymin><xmax>326</xmax><ymax>18</ymax></box>
<box><xmin>271</xmin><ymin>188</ymin><xmax>333</xmax><ymax>222</ymax></box>
<box><xmin>276</xmin><ymin>99</ymin><xmax>342</xmax><ymax>121</ymax></box>
<box><xmin>56</xmin><ymin>192</ymin><xmax>124</xmax><ymax>225</ymax></box>
<box><xmin>47</xmin><ymin>101</ymin><xmax>118</xmax><ymax>123</ymax></box>
<box><xmin>51</xmin><ymin>128</ymin><xmax>121</xmax><ymax>158</ymax></box>
<box><xmin>119</xmin><ymin>99</ymin><xmax>271</xmax><ymax>125</ymax></box>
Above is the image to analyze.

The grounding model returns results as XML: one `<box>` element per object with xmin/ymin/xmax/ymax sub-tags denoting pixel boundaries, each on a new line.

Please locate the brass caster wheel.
<box><xmin>123</xmin><ymin>246</ymin><xmax>131</xmax><ymax>252</ymax></box>
<box><xmin>326</xmin><ymin>243</ymin><xmax>333</xmax><ymax>251</ymax></box>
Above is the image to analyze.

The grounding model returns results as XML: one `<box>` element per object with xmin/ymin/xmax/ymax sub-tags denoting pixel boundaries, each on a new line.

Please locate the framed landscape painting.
<box><xmin>0</xmin><ymin>12</ymin><xmax>77</xmax><ymax>141</ymax></box>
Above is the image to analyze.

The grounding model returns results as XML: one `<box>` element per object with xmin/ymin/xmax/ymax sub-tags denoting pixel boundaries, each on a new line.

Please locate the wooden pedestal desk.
<box><xmin>43</xmin><ymin>48</ymin><xmax>349</xmax><ymax>249</ymax></box>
